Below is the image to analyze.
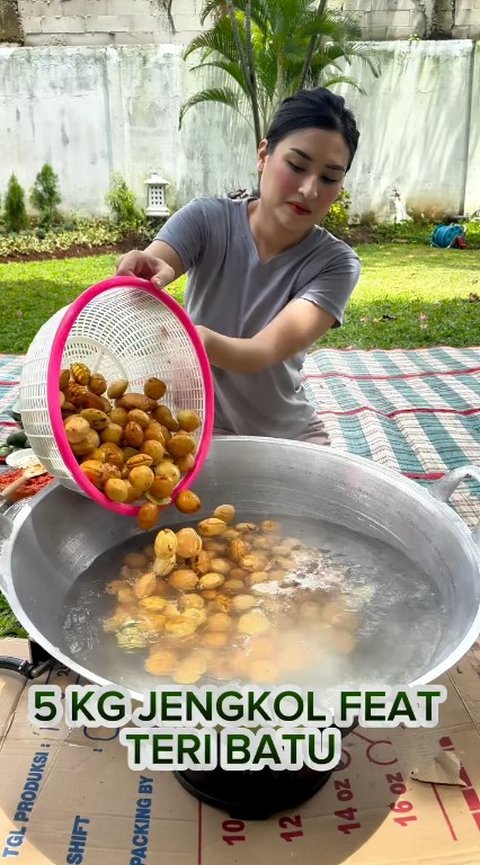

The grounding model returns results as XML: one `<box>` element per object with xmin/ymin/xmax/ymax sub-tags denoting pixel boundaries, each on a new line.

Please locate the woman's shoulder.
<box><xmin>310</xmin><ymin>226</ymin><xmax>360</xmax><ymax>263</ymax></box>
<box><xmin>182</xmin><ymin>194</ymin><xmax>242</xmax><ymax>216</ymax></box>
<box><xmin>292</xmin><ymin>226</ymin><xmax>360</xmax><ymax>285</ymax></box>
<box><xmin>175</xmin><ymin>195</ymin><xmax>243</xmax><ymax>234</ymax></box>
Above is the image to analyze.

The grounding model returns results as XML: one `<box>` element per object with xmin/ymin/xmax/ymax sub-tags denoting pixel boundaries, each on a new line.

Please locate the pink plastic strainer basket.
<box><xmin>18</xmin><ymin>276</ymin><xmax>214</xmax><ymax>515</ymax></box>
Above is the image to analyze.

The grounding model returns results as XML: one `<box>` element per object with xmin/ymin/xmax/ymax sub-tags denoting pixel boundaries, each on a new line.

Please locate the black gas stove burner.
<box><xmin>175</xmin><ymin>764</ymin><xmax>334</xmax><ymax>820</ymax></box>
<box><xmin>174</xmin><ymin>720</ymin><xmax>357</xmax><ymax>819</ymax></box>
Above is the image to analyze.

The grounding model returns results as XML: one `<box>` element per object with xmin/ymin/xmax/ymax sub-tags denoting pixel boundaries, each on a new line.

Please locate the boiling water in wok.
<box><xmin>60</xmin><ymin>513</ymin><xmax>447</xmax><ymax>699</ymax></box>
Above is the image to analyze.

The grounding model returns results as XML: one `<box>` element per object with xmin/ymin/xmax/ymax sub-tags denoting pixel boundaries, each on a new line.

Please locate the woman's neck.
<box><xmin>247</xmin><ymin>199</ymin><xmax>312</xmax><ymax>262</ymax></box>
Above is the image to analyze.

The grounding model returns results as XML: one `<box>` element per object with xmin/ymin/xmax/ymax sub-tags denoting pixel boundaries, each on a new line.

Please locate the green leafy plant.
<box><xmin>0</xmin><ymin>592</ymin><xmax>27</xmax><ymax>638</ymax></box>
<box><xmin>30</xmin><ymin>164</ymin><xmax>62</xmax><ymax>230</ymax></box>
<box><xmin>322</xmin><ymin>188</ymin><xmax>351</xmax><ymax>236</ymax></box>
<box><xmin>0</xmin><ymin>220</ymin><xmax>123</xmax><ymax>258</ymax></box>
<box><xmin>106</xmin><ymin>173</ymin><xmax>147</xmax><ymax>234</ymax></box>
<box><xmin>161</xmin><ymin>0</ymin><xmax>379</xmax><ymax>145</ymax></box>
<box><xmin>4</xmin><ymin>174</ymin><xmax>29</xmax><ymax>233</ymax></box>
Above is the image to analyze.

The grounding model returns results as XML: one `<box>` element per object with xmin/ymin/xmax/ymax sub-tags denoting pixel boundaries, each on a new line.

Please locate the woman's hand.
<box><xmin>116</xmin><ymin>249</ymin><xmax>176</xmax><ymax>289</ymax></box>
<box><xmin>195</xmin><ymin>325</ymin><xmax>213</xmax><ymax>351</ymax></box>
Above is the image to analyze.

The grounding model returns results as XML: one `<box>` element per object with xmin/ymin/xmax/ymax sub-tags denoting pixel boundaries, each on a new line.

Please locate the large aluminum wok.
<box><xmin>1</xmin><ymin>437</ymin><xmax>480</xmax><ymax>700</ymax></box>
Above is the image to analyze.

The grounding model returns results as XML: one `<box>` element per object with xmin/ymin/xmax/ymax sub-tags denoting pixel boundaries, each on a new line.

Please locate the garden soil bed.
<box><xmin>0</xmin><ymin>242</ymin><xmax>127</xmax><ymax>264</ymax></box>
<box><xmin>1</xmin><ymin>229</ymin><xmax>385</xmax><ymax>264</ymax></box>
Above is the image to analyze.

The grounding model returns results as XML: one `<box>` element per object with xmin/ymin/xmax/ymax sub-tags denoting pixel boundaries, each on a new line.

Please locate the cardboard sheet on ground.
<box><xmin>0</xmin><ymin>637</ymin><xmax>480</xmax><ymax>864</ymax></box>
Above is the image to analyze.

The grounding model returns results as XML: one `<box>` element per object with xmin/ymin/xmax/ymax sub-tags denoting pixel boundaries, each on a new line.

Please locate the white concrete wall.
<box><xmin>464</xmin><ymin>41</ymin><xmax>480</xmax><ymax>217</ymax></box>
<box><xmin>0</xmin><ymin>41</ymin><xmax>478</xmax><ymax>220</ymax></box>
<box><xmin>16</xmin><ymin>0</ymin><xmax>203</xmax><ymax>46</ymax></box>
<box><xmin>14</xmin><ymin>0</ymin><xmax>480</xmax><ymax>44</ymax></box>
<box><xmin>334</xmin><ymin>40</ymin><xmax>476</xmax><ymax>219</ymax></box>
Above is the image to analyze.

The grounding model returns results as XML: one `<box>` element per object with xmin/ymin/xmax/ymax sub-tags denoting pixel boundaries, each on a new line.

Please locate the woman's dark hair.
<box><xmin>265</xmin><ymin>87</ymin><xmax>359</xmax><ymax>171</ymax></box>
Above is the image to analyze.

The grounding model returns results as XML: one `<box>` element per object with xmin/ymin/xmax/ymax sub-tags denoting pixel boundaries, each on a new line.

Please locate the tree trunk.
<box><xmin>152</xmin><ymin>1</ymin><xmax>176</xmax><ymax>35</ymax></box>
<box><xmin>225</xmin><ymin>1</ymin><xmax>262</xmax><ymax>148</ymax></box>
<box><xmin>244</xmin><ymin>0</ymin><xmax>262</xmax><ymax>147</ymax></box>
<box><xmin>0</xmin><ymin>0</ymin><xmax>24</xmax><ymax>44</ymax></box>
<box><xmin>428</xmin><ymin>0</ymin><xmax>455</xmax><ymax>39</ymax></box>
<box><xmin>298</xmin><ymin>0</ymin><xmax>328</xmax><ymax>91</ymax></box>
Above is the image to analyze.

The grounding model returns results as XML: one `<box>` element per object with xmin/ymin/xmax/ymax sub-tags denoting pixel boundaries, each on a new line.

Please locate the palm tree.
<box><xmin>154</xmin><ymin>0</ymin><xmax>176</xmax><ymax>34</ymax></box>
<box><xmin>155</xmin><ymin>0</ymin><xmax>378</xmax><ymax>146</ymax></box>
<box><xmin>429</xmin><ymin>1</ymin><xmax>454</xmax><ymax>38</ymax></box>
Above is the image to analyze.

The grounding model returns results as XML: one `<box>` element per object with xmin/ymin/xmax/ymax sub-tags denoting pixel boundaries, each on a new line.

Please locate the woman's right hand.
<box><xmin>116</xmin><ymin>249</ymin><xmax>176</xmax><ymax>289</ymax></box>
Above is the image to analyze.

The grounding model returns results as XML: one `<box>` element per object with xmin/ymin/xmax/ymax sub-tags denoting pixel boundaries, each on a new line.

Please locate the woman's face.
<box><xmin>257</xmin><ymin>127</ymin><xmax>349</xmax><ymax>233</ymax></box>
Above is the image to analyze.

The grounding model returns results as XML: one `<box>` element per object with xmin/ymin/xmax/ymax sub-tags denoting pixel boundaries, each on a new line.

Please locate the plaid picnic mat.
<box><xmin>0</xmin><ymin>354</ymin><xmax>23</xmax><ymax>440</ymax></box>
<box><xmin>2</xmin><ymin>348</ymin><xmax>479</xmax><ymax>526</ymax></box>
<box><xmin>303</xmin><ymin>346</ymin><xmax>480</xmax><ymax>527</ymax></box>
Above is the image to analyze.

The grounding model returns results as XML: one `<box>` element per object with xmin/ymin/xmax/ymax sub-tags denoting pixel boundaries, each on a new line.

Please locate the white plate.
<box><xmin>5</xmin><ymin>449</ymin><xmax>40</xmax><ymax>469</ymax></box>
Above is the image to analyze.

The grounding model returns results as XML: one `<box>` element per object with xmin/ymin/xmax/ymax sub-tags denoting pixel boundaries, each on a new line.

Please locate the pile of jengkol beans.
<box><xmin>59</xmin><ymin>363</ymin><xmax>202</xmax><ymax>529</ymax></box>
<box><xmin>103</xmin><ymin>506</ymin><xmax>359</xmax><ymax>686</ymax></box>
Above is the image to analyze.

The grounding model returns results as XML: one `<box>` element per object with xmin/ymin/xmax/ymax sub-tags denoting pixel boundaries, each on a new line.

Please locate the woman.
<box><xmin>117</xmin><ymin>87</ymin><xmax>360</xmax><ymax>445</ymax></box>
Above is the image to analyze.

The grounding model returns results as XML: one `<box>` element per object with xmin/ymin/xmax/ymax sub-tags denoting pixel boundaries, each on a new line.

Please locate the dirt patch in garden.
<box><xmin>0</xmin><ymin>242</ymin><xmax>131</xmax><ymax>265</ymax></box>
<box><xmin>0</xmin><ymin>228</ymin><xmax>388</xmax><ymax>264</ymax></box>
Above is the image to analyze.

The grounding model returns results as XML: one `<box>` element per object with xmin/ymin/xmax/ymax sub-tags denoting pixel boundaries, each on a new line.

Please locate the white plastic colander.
<box><xmin>18</xmin><ymin>275</ymin><xmax>214</xmax><ymax>515</ymax></box>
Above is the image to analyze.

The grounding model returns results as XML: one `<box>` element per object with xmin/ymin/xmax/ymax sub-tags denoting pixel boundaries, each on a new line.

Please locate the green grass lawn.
<box><xmin>1</xmin><ymin>244</ymin><xmax>479</xmax><ymax>353</ymax></box>
<box><xmin>0</xmin><ymin>593</ymin><xmax>27</xmax><ymax>638</ymax></box>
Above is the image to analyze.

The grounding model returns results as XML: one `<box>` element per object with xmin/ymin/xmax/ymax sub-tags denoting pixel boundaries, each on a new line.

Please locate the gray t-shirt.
<box><xmin>156</xmin><ymin>196</ymin><xmax>360</xmax><ymax>438</ymax></box>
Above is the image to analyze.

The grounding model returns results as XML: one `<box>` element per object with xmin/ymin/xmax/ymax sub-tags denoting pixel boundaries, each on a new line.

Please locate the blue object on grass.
<box><xmin>431</xmin><ymin>224</ymin><xmax>466</xmax><ymax>248</ymax></box>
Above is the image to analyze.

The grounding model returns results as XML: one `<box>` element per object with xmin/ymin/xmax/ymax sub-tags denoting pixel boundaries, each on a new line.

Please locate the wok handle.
<box><xmin>0</xmin><ymin>512</ymin><xmax>12</xmax><ymax>541</ymax></box>
<box><xmin>0</xmin><ymin>510</ymin><xmax>14</xmax><ymax>594</ymax></box>
<box><xmin>429</xmin><ymin>465</ymin><xmax>480</xmax><ymax>544</ymax></box>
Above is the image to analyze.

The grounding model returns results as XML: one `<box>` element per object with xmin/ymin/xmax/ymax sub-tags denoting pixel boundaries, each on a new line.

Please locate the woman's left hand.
<box><xmin>196</xmin><ymin>325</ymin><xmax>213</xmax><ymax>352</ymax></box>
